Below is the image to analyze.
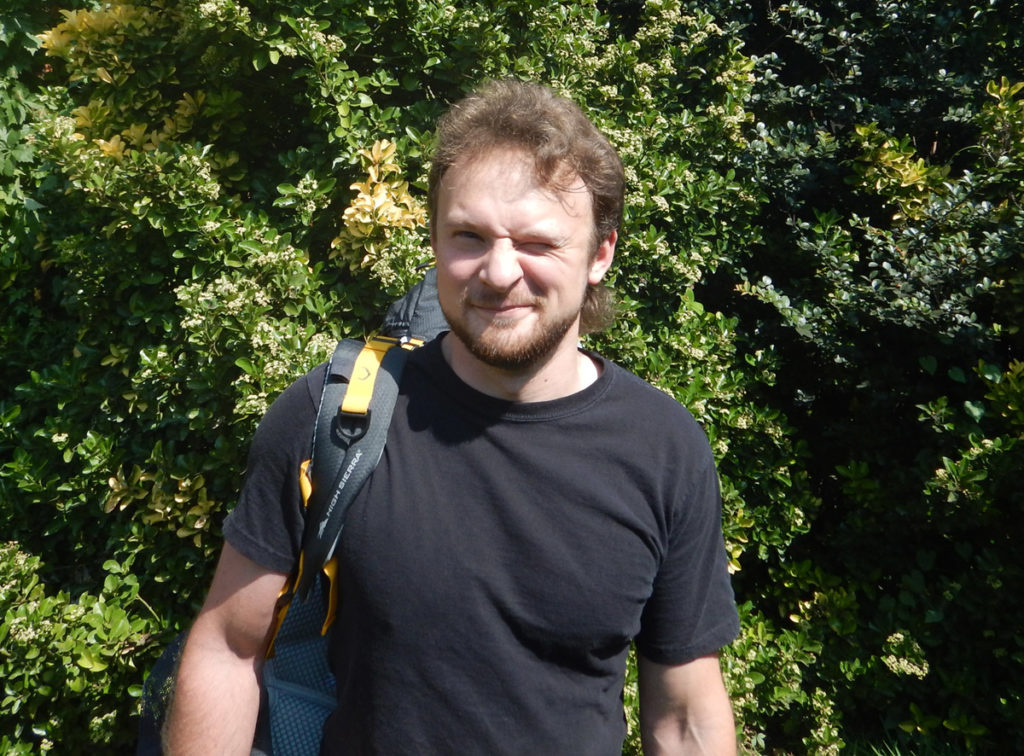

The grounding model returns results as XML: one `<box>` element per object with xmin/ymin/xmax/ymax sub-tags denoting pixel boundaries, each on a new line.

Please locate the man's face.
<box><xmin>431</xmin><ymin>148</ymin><xmax>615</xmax><ymax>372</ymax></box>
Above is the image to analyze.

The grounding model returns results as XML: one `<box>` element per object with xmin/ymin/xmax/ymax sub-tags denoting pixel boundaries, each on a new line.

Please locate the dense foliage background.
<box><xmin>1</xmin><ymin>0</ymin><xmax>1021</xmax><ymax>752</ymax></box>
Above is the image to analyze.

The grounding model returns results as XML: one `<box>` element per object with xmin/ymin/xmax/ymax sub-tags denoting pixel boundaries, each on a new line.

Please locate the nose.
<box><xmin>479</xmin><ymin>238</ymin><xmax>522</xmax><ymax>290</ymax></box>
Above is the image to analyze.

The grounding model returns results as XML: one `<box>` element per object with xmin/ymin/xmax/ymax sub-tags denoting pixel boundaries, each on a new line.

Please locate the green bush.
<box><xmin>698</xmin><ymin>1</ymin><xmax>1024</xmax><ymax>751</ymax></box>
<box><xmin>1</xmin><ymin>0</ymin><xmax>1021</xmax><ymax>752</ymax></box>
<box><xmin>0</xmin><ymin>542</ymin><xmax>158</xmax><ymax>750</ymax></box>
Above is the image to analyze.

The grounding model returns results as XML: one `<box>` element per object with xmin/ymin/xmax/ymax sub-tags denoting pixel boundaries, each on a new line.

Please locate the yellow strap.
<box><xmin>321</xmin><ymin>558</ymin><xmax>339</xmax><ymax>635</ymax></box>
<box><xmin>299</xmin><ymin>458</ymin><xmax>313</xmax><ymax>508</ymax></box>
<box><xmin>340</xmin><ymin>336</ymin><xmax>425</xmax><ymax>414</ymax></box>
<box><xmin>340</xmin><ymin>337</ymin><xmax>394</xmax><ymax>415</ymax></box>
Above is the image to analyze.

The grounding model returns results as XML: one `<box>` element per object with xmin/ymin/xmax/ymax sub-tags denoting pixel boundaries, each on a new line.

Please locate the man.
<box><xmin>166</xmin><ymin>79</ymin><xmax>739</xmax><ymax>754</ymax></box>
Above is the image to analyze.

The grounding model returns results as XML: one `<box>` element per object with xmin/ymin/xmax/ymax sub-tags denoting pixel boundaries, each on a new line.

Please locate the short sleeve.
<box><xmin>635</xmin><ymin>444</ymin><xmax>739</xmax><ymax>664</ymax></box>
<box><xmin>221</xmin><ymin>365</ymin><xmax>325</xmax><ymax>573</ymax></box>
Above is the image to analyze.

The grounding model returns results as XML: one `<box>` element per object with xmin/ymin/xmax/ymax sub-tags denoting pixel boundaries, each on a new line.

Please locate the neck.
<box><xmin>440</xmin><ymin>333</ymin><xmax>601</xmax><ymax>402</ymax></box>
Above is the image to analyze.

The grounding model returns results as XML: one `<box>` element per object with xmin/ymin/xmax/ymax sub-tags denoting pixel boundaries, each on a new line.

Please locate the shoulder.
<box><xmin>223</xmin><ymin>362</ymin><xmax>327</xmax><ymax>572</ymax></box>
<box><xmin>600</xmin><ymin>357</ymin><xmax>711</xmax><ymax>444</ymax></box>
<box><xmin>591</xmin><ymin>357</ymin><xmax>720</xmax><ymax>517</ymax></box>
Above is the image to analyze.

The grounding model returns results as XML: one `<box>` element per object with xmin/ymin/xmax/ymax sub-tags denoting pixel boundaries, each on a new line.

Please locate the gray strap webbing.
<box><xmin>296</xmin><ymin>338</ymin><xmax>410</xmax><ymax>598</ymax></box>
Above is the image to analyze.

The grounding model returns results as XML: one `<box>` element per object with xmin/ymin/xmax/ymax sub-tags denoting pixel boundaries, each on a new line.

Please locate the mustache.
<box><xmin>463</xmin><ymin>291</ymin><xmax>540</xmax><ymax>309</ymax></box>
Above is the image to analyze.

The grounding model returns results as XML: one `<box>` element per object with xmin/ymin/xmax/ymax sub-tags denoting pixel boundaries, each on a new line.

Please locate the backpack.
<box><xmin>137</xmin><ymin>269</ymin><xmax>447</xmax><ymax>754</ymax></box>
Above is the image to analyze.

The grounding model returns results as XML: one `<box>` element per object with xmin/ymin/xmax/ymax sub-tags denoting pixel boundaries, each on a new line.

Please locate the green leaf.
<box><xmin>963</xmin><ymin>400</ymin><xmax>985</xmax><ymax>422</ymax></box>
<box><xmin>979</xmin><ymin>362</ymin><xmax>1003</xmax><ymax>383</ymax></box>
<box><xmin>77</xmin><ymin>648</ymin><xmax>108</xmax><ymax>672</ymax></box>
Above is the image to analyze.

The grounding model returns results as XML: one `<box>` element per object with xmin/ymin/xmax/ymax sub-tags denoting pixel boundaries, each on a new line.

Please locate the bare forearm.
<box><xmin>163</xmin><ymin>630</ymin><xmax>263</xmax><ymax>754</ymax></box>
<box><xmin>639</xmin><ymin>653</ymin><xmax>737</xmax><ymax>756</ymax></box>
<box><xmin>642</xmin><ymin>707</ymin><xmax>736</xmax><ymax>755</ymax></box>
<box><xmin>161</xmin><ymin>544</ymin><xmax>285</xmax><ymax>753</ymax></box>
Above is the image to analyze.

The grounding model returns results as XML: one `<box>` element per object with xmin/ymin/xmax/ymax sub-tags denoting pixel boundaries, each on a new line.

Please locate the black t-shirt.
<box><xmin>224</xmin><ymin>336</ymin><xmax>739</xmax><ymax>754</ymax></box>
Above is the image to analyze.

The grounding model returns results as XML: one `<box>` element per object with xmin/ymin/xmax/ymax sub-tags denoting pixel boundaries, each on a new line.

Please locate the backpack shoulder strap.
<box><xmin>258</xmin><ymin>269</ymin><xmax>448</xmax><ymax>752</ymax></box>
<box><xmin>291</xmin><ymin>267</ymin><xmax>449</xmax><ymax>598</ymax></box>
<box><xmin>381</xmin><ymin>266</ymin><xmax>448</xmax><ymax>341</ymax></box>
<box><xmin>294</xmin><ymin>335</ymin><xmax>420</xmax><ymax>598</ymax></box>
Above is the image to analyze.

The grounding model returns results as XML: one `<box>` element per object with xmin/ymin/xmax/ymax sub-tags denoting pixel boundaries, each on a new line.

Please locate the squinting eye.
<box><xmin>520</xmin><ymin>241</ymin><xmax>553</xmax><ymax>253</ymax></box>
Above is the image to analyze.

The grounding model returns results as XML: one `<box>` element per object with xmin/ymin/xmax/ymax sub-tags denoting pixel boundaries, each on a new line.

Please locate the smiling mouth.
<box><xmin>470</xmin><ymin>299</ymin><xmax>536</xmax><ymax>313</ymax></box>
<box><xmin>467</xmin><ymin>302</ymin><xmax>536</xmax><ymax>328</ymax></box>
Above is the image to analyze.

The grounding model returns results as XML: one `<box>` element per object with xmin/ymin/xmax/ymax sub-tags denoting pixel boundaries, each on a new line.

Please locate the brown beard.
<box><xmin>441</xmin><ymin>292</ymin><xmax>583</xmax><ymax>372</ymax></box>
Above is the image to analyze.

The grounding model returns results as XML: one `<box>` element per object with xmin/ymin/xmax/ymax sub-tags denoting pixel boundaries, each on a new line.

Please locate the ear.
<box><xmin>588</xmin><ymin>229</ymin><xmax>616</xmax><ymax>285</ymax></box>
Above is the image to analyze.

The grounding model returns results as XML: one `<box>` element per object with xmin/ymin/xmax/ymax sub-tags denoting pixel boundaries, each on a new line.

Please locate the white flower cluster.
<box><xmin>306</xmin><ymin>332</ymin><xmax>336</xmax><ymax>361</ymax></box>
<box><xmin>197</xmin><ymin>0</ymin><xmax>250</xmax><ymax>26</ymax></box>
<box><xmin>234</xmin><ymin>327</ymin><xmax>335</xmax><ymax>419</ymax></box>
<box><xmin>249</xmin><ymin>321</ymin><xmax>298</xmax><ymax>382</ymax></box>
<box><xmin>362</xmin><ymin>228</ymin><xmax>431</xmax><ymax>291</ymax></box>
<box><xmin>176</xmin><ymin>0</ymin><xmax>251</xmax><ymax>41</ymax></box>
<box><xmin>0</xmin><ymin>543</ymin><xmax>31</xmax><ymax>598</ymax></box>
<box><xmin>234</xmin><ymin>390</ymin><xmax>270</xmax><ymax>419</ymax></box>
<box><xmin>704</xmin><ymin>102</ymin><xmax>752</xmax><ymax>144</ymax></box>
<box><xmin>651</xmin><ymin>195</ymin><xmax>670</xmax><ymax>214</ymax></box>
<box><xmin>176</xmin><ymin>153</ymin><xmax>221</xmax><ymax>200</ymax></box>
<box><xmin>6</xmin><ymin>612</ymin><xmax>50</xmax><ymax>645</ymax></box>
<box><xmin>177</xmin><ymin>276</ymin><xmax>259</xmax><ymax>331</ymax></box>
<box><xmin>290</xmin><ymin>174</ymin><xmax>332</xmax><ymax>221</ymax></box>
<box><xmin>88</xmin><ymin>711</ymin><xmax>118</xmax><ymax>744</ymax></box>
<box><xmin>271</xmin><ymin>40</ymin><xmax>299</xmax><ymax>57</ymax></box>
<box><xmin>882</xmin><ymin>631</ymin><xmax>930</xmax><ymax>679</ymax></box>
<box><xmin>634</xmin><ymin>1</ymin><xmax>684</xmax><ymax>46</ymax></box>
<box><xmin>633</xmin><ymin>62</ymin><xmax>657</xmax><ymax>83</ymax></box>
<box><xmin>610</xmin><ymin>128</ymin><xmax>647</xmax><ymax>162</ymax></box>
<box><xmin>806</xmin><ymin>689</ymin><xmax>842</xmax><ymax>755</ymax></box>
<box><xmin>52</xmin><ymin>116</ymin><xmax>78</xmax><ymax>140</ymax></box>
<box><xmin>294</xmin><ymin>17</ymin><xmax>345</xmax><ymax>57</ymax></box>
<box><xmin>655</xmin><ymin>52</ymin><xmax>677</xmax><ymax>77</ymax></box>
<box><xmin>250</xmin><ymin>243</ymin><xmax>306</xmax><ymax>272</ymax></box>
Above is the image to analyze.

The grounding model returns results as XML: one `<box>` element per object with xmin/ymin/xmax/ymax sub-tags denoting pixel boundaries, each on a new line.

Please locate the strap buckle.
<box><xmin>336</xmin><ymin>407</ymin><xmax>370</xmax><ymax>442</ymax></box>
